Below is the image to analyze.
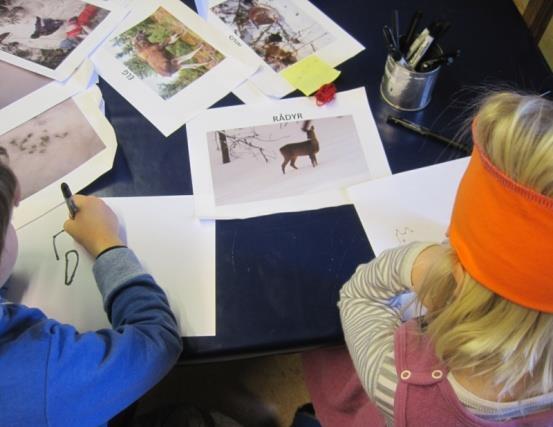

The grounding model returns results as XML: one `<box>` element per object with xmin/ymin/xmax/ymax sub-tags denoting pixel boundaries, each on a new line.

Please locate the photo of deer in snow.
<box><xmin>206</xmin><ymin>115</ymin><xmax>370</xmax><ymax>206</ymax></box>
<box><xmin>110</xmin><ymin>7</ymin><xmax>224</xmax><ymax>100</ymax></box>
<box><xmin>280</xmin><ymin>122</ymin><xmax>319</xmax><ymax>173</ymax></box>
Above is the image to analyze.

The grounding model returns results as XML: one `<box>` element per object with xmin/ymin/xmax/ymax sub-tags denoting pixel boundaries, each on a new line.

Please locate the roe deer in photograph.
<box><xmin>132</xmin><ymin>31</ymin><xmax>207</xmax><ymax>77</ymax></box>
<box><xmin>280</xmin><ymin>125</ymin><xmax>319</xmax><ymax>174</ymax></box>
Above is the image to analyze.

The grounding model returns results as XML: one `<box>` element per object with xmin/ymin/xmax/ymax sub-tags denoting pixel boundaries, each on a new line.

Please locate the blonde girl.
<box><xmin>337</xmin><ymin>91</ymin><xmax>553</xmax><ymax>426</ymax></box>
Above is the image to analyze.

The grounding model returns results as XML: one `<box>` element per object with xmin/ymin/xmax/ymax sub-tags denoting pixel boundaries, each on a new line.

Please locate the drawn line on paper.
<box><xmin>52</xmin><ymin>229</ymin><xmax>79</xmax><ymax>286</ymax></box>
<box><xmin>64</xmin><ymin>250</ymin><xmax>79</xmax><ymax>286</ymax></box>
<box><xmin>394</xmin><ymin>227</ymin><xmax>414</xmax><ymax>244</ymax></box>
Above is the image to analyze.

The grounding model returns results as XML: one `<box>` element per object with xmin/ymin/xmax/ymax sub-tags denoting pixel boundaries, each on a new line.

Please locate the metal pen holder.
<box><xmin>380</xmin><ymin>44</ymin><xmax>442</xmax><ymax>111</ymax></box>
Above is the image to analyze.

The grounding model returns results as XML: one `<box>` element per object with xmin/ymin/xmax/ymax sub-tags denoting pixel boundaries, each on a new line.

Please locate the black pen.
<box><xmin>61</xmin><ymin>182</ymin><xmax>79</xmax><ymax>219</ymax></box>
<box><xmin>403</xmin><ymin>10</ymin><xmax>422</xmax><ymax>53</ymax></box>
<box><xmin>383</xmin><ymin>25</ymin><xmax>404</xmax><ymax>63</ymax></box>
<box><xmin>419</xmin><ymin>49</ymin><xmax>460</xmax><ymax>71</ymax></box>
<box><xmin>392</xmin><ymin>9</ymin><xmax>400</xmax><ymax>49</ymax></box>
<box><xmin>387</xmin><ymin>116</ymin><xmax>471</xmax><ymax>154</ymax></box>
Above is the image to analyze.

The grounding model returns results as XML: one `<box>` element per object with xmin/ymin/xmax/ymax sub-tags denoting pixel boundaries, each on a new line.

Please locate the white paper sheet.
<box><xmin>1</xmin><ymin>86</ymin><xmax>117</xmax><ymax>228</ymax></box>
<box><xmin>91</xmin><ymin>0</ymin><xmax>259</xmax><ymax>136</ymax></box>
<box><xmin>201</xmin><ymin>0</ymin><xmax>364</xmax><ymax>100</ymax></box>
<box><xmin>0</xmin><ymin>0</ymin><xmax>128</xmax><ymax>81</ymax></box>
<box><xmin>4</xmin><ymin>196</ymin><xmax>216</xmax><ymax>337</ymax></box>
<box><xmin>347</xmin><ymin>158</ymin><xmax>470</xmax><ymax>256</ymax></box>
<box><xmin>0</xmin><ymin>59</ymin><xmax>95</xmax><ymax>135</ymax></box>
<box><xmin>187</xmin><ymin>87</ymin><xmax>391</xmax><ymax>219</ymax></box>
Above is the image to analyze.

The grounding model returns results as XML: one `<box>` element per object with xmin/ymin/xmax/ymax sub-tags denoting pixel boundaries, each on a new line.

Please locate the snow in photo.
<box><xmin>0</xmin><ymin>60</ymin><xmax>50</xmax><ymax>109</ymax></box>
<box><xmin>211</xmin><ymin>0</ymin><xmax>334</xmax><ymax>72</ymax></box>
<box><xmin>0</xmin><ymin>0</ymin><xmax>109</xmax><ymax>69</ymax></box>
<box><xmin>0</xmin><ymin>98</ymin><xmax>105</xmax><ymax>200</ymax></box>
<box><xmin>207</xmin><ymin>115</ymin><xmax>369</xmax><ymax>205</ymax></box>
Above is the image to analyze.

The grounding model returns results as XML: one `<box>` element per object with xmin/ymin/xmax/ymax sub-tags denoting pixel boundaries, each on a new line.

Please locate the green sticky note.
<box><xmin>280</xmin><ymin>55</ymin><xmax>340</xmax><ymax>96</ymax></box>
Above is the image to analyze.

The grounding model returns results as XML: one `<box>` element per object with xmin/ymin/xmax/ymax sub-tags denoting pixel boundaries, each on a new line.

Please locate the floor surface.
<box><xmin>133</xmin><ymin>353</ymin><xmax>311</xmax><ymax>427</ymax></box>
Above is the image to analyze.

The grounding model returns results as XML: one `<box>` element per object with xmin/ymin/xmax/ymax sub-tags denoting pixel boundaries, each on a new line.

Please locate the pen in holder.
<box><xmin>380</xmin><ymin>41</ymin><xmax>442</xmax><ymax>111</ymax></box>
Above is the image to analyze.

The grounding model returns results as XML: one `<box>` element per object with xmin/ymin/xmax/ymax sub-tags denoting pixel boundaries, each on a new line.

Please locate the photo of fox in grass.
<box><xmin>110</xmin><ymin>7</ymin><xmax>225</xmax><ymax>100</ymax></box>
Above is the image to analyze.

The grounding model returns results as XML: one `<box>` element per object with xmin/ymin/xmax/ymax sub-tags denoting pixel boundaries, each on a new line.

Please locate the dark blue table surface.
<box><xmin>85</xmin><ymin>0</ymin><xmax>552</xmax><ymax>361</ymax></box>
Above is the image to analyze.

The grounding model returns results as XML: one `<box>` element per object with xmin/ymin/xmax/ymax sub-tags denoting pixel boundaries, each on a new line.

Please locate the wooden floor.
<box><xmin>133</xmin><ymin>353</ymin><xmax>311</xmax><ymax>427</ymax></box>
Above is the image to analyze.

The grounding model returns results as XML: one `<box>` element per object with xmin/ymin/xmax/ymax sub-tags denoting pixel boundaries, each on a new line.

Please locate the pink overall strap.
<box><xmin>393</xmin><ymin>320</ymin><xmax>553</xmax><ymax>427</ymax></box>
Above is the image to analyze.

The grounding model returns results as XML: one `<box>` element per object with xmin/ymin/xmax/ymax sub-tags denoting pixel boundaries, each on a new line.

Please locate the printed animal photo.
<box><xmin>109</xmin><ymin>7</ymin><xmax>225</xmax><ymax>100</ymax></box>
<box><xmin>207</xmin><ymin>116</ymin><xmax>370</xmax><ymax>205</ymax></box>
<box><xmin>0</xmin><ymin>0</ymin><xmax>109</xmax><ymax>69</ymax></box>
<box><xmin>0</xmin><ymin>60</ymin><xmax>50</xmax><ymax>109</ymax></box>
<box><xmin>211</xmin><ymin>0</ymin><xmax>334</xmax><ymax>72</ymax></box>
<box><xmin>0</xmin><ymin>98</ymin><xmax>105</xmax><ymax>200</ymax></box>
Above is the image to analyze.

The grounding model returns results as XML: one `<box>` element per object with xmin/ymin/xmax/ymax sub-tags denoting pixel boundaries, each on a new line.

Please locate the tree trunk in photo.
<box><xmin>218</xmin><ymin>131</ymin><xmax>230</xmax><ymax>164</ymax></box>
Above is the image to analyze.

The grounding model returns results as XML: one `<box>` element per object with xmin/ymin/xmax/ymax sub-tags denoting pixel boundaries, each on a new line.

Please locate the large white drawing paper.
<box><xmin>347</xmin><ymin>158</ymin><xmax>470</xmax><ymax>256</ymax></box>
<box><xmin>187</xmin><ymin>87</ymin><xmax>391</xmax><ymax>219</ymax></box>
<box><xmin>0</xmin><ymin>0</ymin><xmax>128</xmax><ymax>81</ymax></box>
<box><xmin>0</xmin><ymin>59</ymin><xmax>95</xmax><ymax>135</ymax></box>
<box><xmin>200</xmin><ymin>0</ymin><xmax>364</xmax><ymax>100</ymax></box>
<box><xmin>1</xmin><ymin>86</ymin><xmax>117</xmax><ymax>229</ymax></box>
<box><xmin>5</xmin><ymin>196</ymin><xmax>216</xmax><ymax>337</ymax></box>
<box><xmin>91</xmin><ymin>0</ymin><xmax>259</xmax><ymax>136</ymax></box>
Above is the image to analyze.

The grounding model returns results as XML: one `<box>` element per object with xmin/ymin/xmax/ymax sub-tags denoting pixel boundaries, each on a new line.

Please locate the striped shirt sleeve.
<box><xmin>338</xmin><ymin>242</ymin><xmax>434</xmax><ymax>420</ymax></box>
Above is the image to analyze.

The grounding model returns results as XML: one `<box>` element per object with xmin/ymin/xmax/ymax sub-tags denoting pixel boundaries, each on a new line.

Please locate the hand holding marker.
<box><xmin>61</xmin><ymin>182</ymin><xmax>79</xmax><ymax>219</ymax></box>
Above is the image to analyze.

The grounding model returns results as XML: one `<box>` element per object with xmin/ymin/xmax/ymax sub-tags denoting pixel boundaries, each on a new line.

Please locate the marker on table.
<box><xmin>402</xmin><ymin>10</ymin><xmax>423</xmax><ymax>53</ymax></box>
<box><xmin>383</xmin><ymin>25</ymin><xmax>405</xmax><ymax>64</ymax></box>
<box><xmin>387</xmin><ymin>115</ymin><xmax>472</xmax><ymax>154</ymax></box>
<box><xmin>419</xmin><ymin>49</ymin><xmax>460</xmax><ymax>71</ymax></box>
<box><xmin>61</xmin><ymin>182</ymin><xmax>79</xmax><ymax>219</ymax></box>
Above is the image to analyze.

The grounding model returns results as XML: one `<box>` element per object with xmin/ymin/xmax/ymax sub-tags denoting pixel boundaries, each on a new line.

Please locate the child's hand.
<box><xmin>63</xmin><ymin>195</ymin><xmax>125</xmax><ymax>258</ymax></box>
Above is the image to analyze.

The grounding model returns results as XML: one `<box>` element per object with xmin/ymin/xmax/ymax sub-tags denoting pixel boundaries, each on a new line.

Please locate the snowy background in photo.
<box><xmin>0</xmin><ymin>61</ymin><xmax>50</xmax><ymax>108</ymax></box>
<box><xmin>207</xmin><ymin>116</ymin><xmax>369</xmax><ymax>205</ymax></box>
<box><xmin>211</xmin><ymin>0</ymin><xmax>334</xmax><ymax>72</ymax></box>
<box><xmin>0</xmin><ymin>98</ymin><xmax>105</xmax><ymax>199</ymax></box>
<box><xmin>0</xmin><ymin>0</ymin><xmax>108</xmax><ymax>68</ymax></box>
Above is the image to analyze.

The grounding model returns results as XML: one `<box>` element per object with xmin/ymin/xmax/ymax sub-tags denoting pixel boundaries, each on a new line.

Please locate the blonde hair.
<box><xmin>417</xmin><ymin>91</ymin><xmax>553</xmax><ymax>400</ymax></box>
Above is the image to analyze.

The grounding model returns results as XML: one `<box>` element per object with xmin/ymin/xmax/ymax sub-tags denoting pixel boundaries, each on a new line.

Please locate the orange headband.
<box><xmin>449</xmin><ymin>123</ymin><xmax>553</xmax><ymax>312</ymax></box>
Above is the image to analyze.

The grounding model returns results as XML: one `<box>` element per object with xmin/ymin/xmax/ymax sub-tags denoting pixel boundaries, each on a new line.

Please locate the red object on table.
<box><xmin>315</xmin><ymin>83</ymin><xmax>337</xmax><ymax>106</ymax></box>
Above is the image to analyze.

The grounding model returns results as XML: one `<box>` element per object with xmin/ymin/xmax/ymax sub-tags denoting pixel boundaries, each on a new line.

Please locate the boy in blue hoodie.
<box><xmin>0</xmin><ymin>148</ymin><xmax>183</xmax><ymax>426</ymax></box>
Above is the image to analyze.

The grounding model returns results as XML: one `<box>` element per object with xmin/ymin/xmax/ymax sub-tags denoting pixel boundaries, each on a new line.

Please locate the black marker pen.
<box><xmin>61</xmin><ymin>182</ymin><xmax>79</xmax><ymax>219</ymax></box>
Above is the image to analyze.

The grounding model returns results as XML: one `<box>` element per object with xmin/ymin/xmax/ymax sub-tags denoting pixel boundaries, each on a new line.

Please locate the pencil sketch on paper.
<box><xmin>52</xmin><ymin>229</ymin><xmax>79</xmax><ymax>286</ymax></box>
<box><xmin>0</xmin><ymin>98</ymin><xmax>105</xmax><ymax>201</ymax></box>
<box><xmin>211</xmin><ymin>0</ymin><xmax>334</xmax><ymax>72</ymax></box>
<box><xmin>395</xmin><ymin>226</ymin><xmax>414</xmax><ymax>244</ymax></box>
<box><xmin>109</xmin><ymin>7</ymin><xmax>225</xmax><ymax>100</ymax></box>
<box><xmin>0</xmin><ymin>0</ymin><xmax>109</xmax><ymax>69</ymax></box>
<box><xmin>207</xmin><ymin>115</ymin><xmax>369</xmax><ymax>205</ymax></box>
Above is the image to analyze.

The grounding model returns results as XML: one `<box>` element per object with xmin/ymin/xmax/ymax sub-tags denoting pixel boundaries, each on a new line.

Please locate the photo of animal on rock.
<box><xmin>110</xmin><ymin>7</ymin><xmax>225</xmax><ymax>100</ymax></box>
<box><xmin>211</xmin><ymin>0</ymin><xmax>334</xmax><ymax>72</ymax></box>
<box><xmin>207</xmin><ymin>116</ymin><xmax>370</xmax><ymax>205</ymax></box>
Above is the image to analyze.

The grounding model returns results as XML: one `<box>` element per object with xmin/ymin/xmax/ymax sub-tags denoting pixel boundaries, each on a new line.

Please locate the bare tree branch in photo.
<box><xmin>218</xmin><ymin>129</ymin><xmax>277</xmax><ymax>164</ymax></box>
<box><xmin>217</xmin><ymin>131</ymin><xmax>230</xmax><ymax>164</ymax></box>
